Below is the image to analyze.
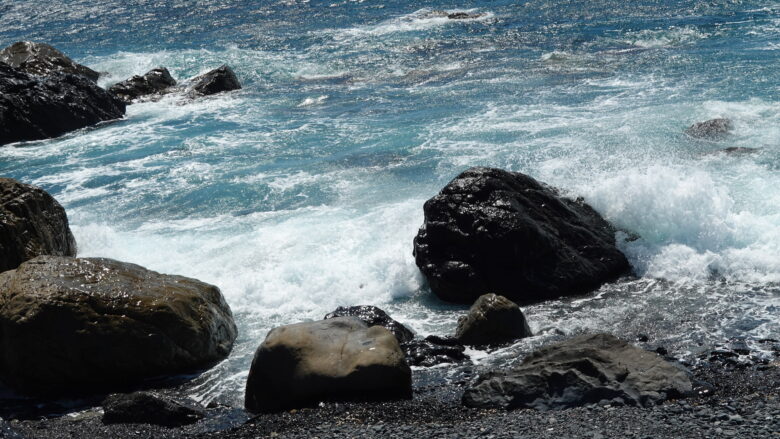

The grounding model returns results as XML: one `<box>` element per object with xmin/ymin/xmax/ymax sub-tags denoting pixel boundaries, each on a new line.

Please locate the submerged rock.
<box><xmin>244</xmin><ymin>317</ymin><xmax>412</xmax><ymax>413</ymax></box>
<box><xmin>402</xmin><ymin>335</ymin><xmax>469</xmax><ymax>367</ymax></box>
<box><xmin>108</xmin><ymin>67</ymin><xmax>176</xmax><ymax>103</ymax></box>
<box><xmin>324</xmin><ymin>305</ymin><xmax>415</xmax><ymax>343</ymax></box>
<box><xmin>0</xmin><ymin>178</ymin><xmax>76</xmax><ymax>272</ymax></box>
<box><xmin>187</xmin><ymin>65</ymin><xmax>241</xmax><ymax>97</ymax></box>
<box><xmin>102</xmin><ymin>392</ymin><xmax>204</xmax><ymax>427</ymax></box>
<box><xmin>462</xmin><ymin>333</ymin><xmax>692</xmax><ymax>410</ymax></box>
<box><xmin>455</xmin><ymin>293</ymin><xmax>532</xmax><ymax>346</ymax></box>
<box><xmin>424</xmin><ymin>10</ymin><xmax>486</xmax><ymax>20</ymax></box>
<box><xmin>413</xmin><ymin>167</ymin><xmax>630</xmax><ymax>304</ymax></box>
<box><xmin>685</xmin><ymin>118</ymin><xmax>733</xmax><ymax>140</ymax></box>
<box><xmin>0</xmin><ymin>256</ymin><xmax>237</xmax><ymax>395</ymax></box>
<box><xmin>0</xmin><ymin>63</ymin><xmax>125</xmax><ymax>145</ymax></box>
<box><xmin>0</xmin><ymin>41</ymin><xmax>100</xmax><ymax>81</ymax></box>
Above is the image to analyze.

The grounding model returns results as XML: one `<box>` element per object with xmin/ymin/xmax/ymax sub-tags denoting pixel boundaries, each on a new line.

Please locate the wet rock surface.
<box><xmin>0</xmin><ymin>256</ymin><xmax>237</xmax><ymax>395</ymax></box>
<box><xmin>244</xmin><ymin>317</ymin><xmax>412</xmax><ymax>413</ymax></box>
<box><xmin>463</xmin><ymin>333</ymin><xmax>692</xmax><ymax>410</ymax></box>
<box><xmin>402</xmin><ymin>335</ymin><xmax>469</xmax><ymax>367</ymax></box>
<box><xmin>685</xmin><ymin>118</ymin><xmax>733</xmax><ymax>139</ymax></box>
<box><xmin>0</xmin><ymin>63</ymin><xmax>125</xmax><ymax>145</ymax></box>
<box><xmin>108</xmin><ymin>67</ymin><xmax>177</xmax><ymax>103</ymax></box>
<box><xmin>324</xmin><ymin>305</ymin><xmax>414</xmax><ymax>343</ymax></box>
<box><xmin>413</xmin><ymin>167</ymin><xmax>630</xmax><ymax>304</ymax></box>
<box><xmin>0</xmin><ymin>41</ymin><xmax>99</xmax><ymax>81</ymax></box>
<box><xmin>455</xmin><ymin>293</ymin><xmax>532</xmax><ymax>346</ymax></box>
<box><xmin>187</xmin><ymin>65</ymin><xmax>241</xmax><ymax>96</ymax></box>
<box><xmin>0</xmin><ymin>178</ymin><xmax>76</xmax><ymax>273</ymax></box>
<box><xmin>102</xmin><ymin>392</ymin><xmax>205</xmax><ymax>427</ymax></box>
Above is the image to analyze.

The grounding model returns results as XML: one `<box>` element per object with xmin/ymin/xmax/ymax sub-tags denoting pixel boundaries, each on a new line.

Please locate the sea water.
<box><xmin>0</xmin><ymin>0</ymin><xmax>778</xmax><ymax>406</ymax></box>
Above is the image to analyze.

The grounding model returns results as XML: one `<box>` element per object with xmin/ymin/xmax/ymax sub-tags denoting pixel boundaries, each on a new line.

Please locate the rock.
<box><xmin>462</xmin><ymin>333</ymin><xmax>692</xmax><ymax>410</ymax></box>
<box><xmin>102</xmin><ymin>392</ymin><xmax>204</xmax><ymax>427</ymax></box>
<box><xmin>447</xmin><ymin>12</ymin><xmax>485</xmax><ymax>20</ymax></box>
<box><xmin>455</xmin><ymin>293</ymin><xmax>532</xmax><ymax>346</ymax></box>
<box><xmin>402</xmin><ymin>335</ymin><xmax>469</xmax><ymax>367</ymax></box>
<box><xmin>108</xmin><ymin>67</ymin><xmax>176</xmax><ymax>104</ymax></box>
<box><xmin>0</xmin><ymin>178</ymin><xmax>76</xmax><ymax>273</ymax></box>
<box><xmin>0</xmin><ymin>63</ymin><xmax>125</xmax><ymax>145</ymax></box>
<box><xmin>187</xmin><ymin>65</ymin><xmax>241</xmax><ymax>97</ymax></box>
<box><xmin>413</xmin><ymin>167</ymin><xmax>630</xmax><ymax>304</ymax></box>
<box><xmin>685</xmin><ymin>118</ymin><xmax>733</xmax><ymax>139</ymax></box>
<box><xmin>244</xmin><ymin>317</ymin><xmax>412</xmax><ymax>413</ymax></box>
<box><xmin>0</xmin><ymin>41</ymin><xmax>100</xmax><ymax>81</ymax></box>
<box><xmin>0</xmin><ymin>417</ymin><xmax>23</xmax><ymax>439</ymax></box>
<box><xmin>717</xmin><ymin>147</ymin><xmax>759</xmax><ymax>155</ymax></box>
<box><xmin>0</xmin><ymin>256</ymin><xmax>237</xmax><ymax>395</ymax></box>
<box><xmin>324</xmin><ymin>305</ymin><xmax>414</xmax><ymax>343</ymax></box>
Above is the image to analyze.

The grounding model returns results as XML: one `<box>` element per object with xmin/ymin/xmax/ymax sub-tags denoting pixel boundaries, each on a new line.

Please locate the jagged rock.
<box><xmin>685</xmin><ymin>118</ymin><xmax>733</xmax><ymax>139</ymax></box>
<box><xmin>324</xmin><ymin>305</ymin><xmax>414</xmax><ymax>343</ymax></box>
<box><xmin>402</xmin><ymin>335</ymin><xmax>469</xmax><ymax>367</ymax></box>
<box><xmin>108</xmin><ymin>67</ymin><xmax>176</xmax><ymax>103</ymax></box>
<box><xmin>455</xmin><ymin>293</ymin><xmax>532</xmax><ymax>346</ymax></box>
<box><xmin>413</xmin><ymin>167</ymin><xmax>630</xmax><ymax>304</ymax></box>
<box><xmin>0</xmin><ymin>256</ymin><xmax>237</xmax><ymax>395</ymax></box>
<box><xmin>187</xmin><ymin>65</ymin><xmax>241</xmax><ymax>97</ymax></box>
<box><xmin>244</xmin><ymin>317</ymin><xmax>412</xmax><ymax>413</ymax></box>
<box><xmin>0</xmin><ymin>63</ymin><xmax>125</xmax><ymax>145</ymax></box>
<box><xmin>462</xmin><ymin>333</ymin><xmax>692</xmax><ymax>410</ymax></box>
<box><xmin>0</xmin><ymin>41</ymin><xmax>99</xmax><ymax>81</ymax></box>
<box><xmin>102</xmin><ymin>392</ymin><xmax>204</xmax><ymax>427</ymax></box>
<box><xmin>0</xmin><ymin>178</ymin><xmax>76</xmax><ymax>272</ymax></box>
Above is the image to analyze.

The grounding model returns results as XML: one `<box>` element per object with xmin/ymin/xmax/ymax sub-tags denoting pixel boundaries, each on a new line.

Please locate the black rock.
<box><xmin>402</xmin><ymin>336</ymin><xmax>469</xmax><ymax>367</ymax></box>
<box><xmin>685</xmin><ymin>118</ymin><xmax>733</xmax><ymax>139</ymax></box>
<box><xmin>187</xmin><ymin>65</ymin><xmax>241</xmax><ymax>96</ymax></box>
<box><xmin>0</xmin><ymin>178</ymin><xmax>77</xmax><ymax>272</ymax></box>
<box><xmin>108</xmin><ymin>67</ymin><xmax>176</xmax><ymax>103</ymax></box>
<box><xmin>455</xmin><ymin>293</ymin><xmax>532</xmax><ymax>346</ymax></box>
<box><xmin>324</xmin><ymin>305</ymin><xmax>414</xmax><ymax>343</ymax></box>
<box><xmin>102</xmin><ymin>392</ymin><xmax>204</xmax><ymax>427</ymax></box>
<box><xmin>447</xmin><ymin>12</ymin><xmax>484</xmax><ymax>19</ymax></box>
<box><xmin>0</xmin><ymin>63</ymin><xmax>125</xmax><ymax>146</ymax></box>
<box><xmin>0</xmin><ymin>41</ymin><xmax>99</xmax><ymax>81</ymax></box>
<box><xmin>413</xmin><ymin>167</ymin><xmax>630</xmax><ymax>304</ymax></box>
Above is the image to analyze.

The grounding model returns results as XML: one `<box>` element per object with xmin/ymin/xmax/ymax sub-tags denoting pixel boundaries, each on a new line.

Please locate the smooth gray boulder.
<box><xmin>0</xmin><ymin>41</ymin><xmax>99</xmax><ymax>81</ymax></box>
<box><xmin>455</xmin><ymin>293</ymin><xmax>532</xmax><ymax>346</ymax></box>
<box><xmin>462</xmin><ymin>333</ymin><xmax>692</xmax><ymax>410</ymax></box>
<box><xmin>244</xmin><ymin>317</ymin><xmax>412</xmax><ymax>413</ymax></box>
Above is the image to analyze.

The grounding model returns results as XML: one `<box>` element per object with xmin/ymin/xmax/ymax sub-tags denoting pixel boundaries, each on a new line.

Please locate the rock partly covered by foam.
<box><xmin>187</xmin><ymin>65</ymin><xmax>241</xmax><ymax>97</ymax></box>
<box><xmin>455</xmin><ymin>293</ymin><xmax>532</xmax><ymax>346</ymax></box>
<box><xmin>102</xmin><ymin>392</ymin><xmax>205</xmax><ymax>427</ymax></box>
<box><xmin>402</xmin><ymin>335</ymin><xmax>469</xmax><ymax>367</ymax></box>
<box><xmin>0</xmin><ymin>41</ymin><xmax>99</xmax><ymax>81</ymax></box>
<box><xmin>245</xmin><ymin>317</ymin><xmax>412</xmax><ymax>413</ymax></box>
<box><xmin>108</xmin><ymin>67</ymin><xmax>177</xmax><ymax>103</ymax></box>
<box><xmin>462</xmin><ymin>333</ymin><xmax>692</xmax><ymax>410</ymax></box>
<box><xmin>0</xmin><ymin>63</ymin><xmax>125</xmax><ymax>145</ymax></box>
<box><xmin>685</xmin><ymin>118</ymin><xmax>733</xmax><ymax>139</ymax></box>
<box><xmin>0</xmin><ymin>256</ymin><xmax>237</xmax><ymax>395</ymax></box>
<box><xmin>0</xmin><ymin>178</ymin><xmax>76</xmax><ymax>273</ymax></box>
<box><xmin>413</xmin><ymin>167</ymin><xmax>630</xmax><ymax>304</ymax></box>
<box><xmin>324</xmin><ymin>305</ymin><xmax>415</xmax><ymax>343</ymax></box>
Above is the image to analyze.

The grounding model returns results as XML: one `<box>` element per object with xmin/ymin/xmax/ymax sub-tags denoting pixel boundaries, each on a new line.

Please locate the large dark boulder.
<box><xmin>0</xmin><ymin>256</ymin><xmax>237</xmax><ymax>395</ymax></box>
<box><xmin>455</xmin><ymin>293</ymin><xmax>532</xmax><ymax>346</ymax></box>
<box><xmin>462</xmin><ymin>333</ymin><xmax>692</xmax><ymax>410</ymax></box>
<box><xmin>324</xmin><ymin>305</ymin><xmax>414</xmax><ymax>343</ymax></box>
<box><xmin>0</xmin><ymin>41</ymin><xmax>99</xmax><ymax>81</ymax></box>
<box><xmin>187</xmin><ymin>65</ymin><xmax>241</xmax><ymax>97</ymax></box>
<box><xmin>0</xmin><ymin>178</ymin><xmax>76</xmax><ymax>272</ymax></box>
<box><xmin>685</xmin><ymin>118</ymin><xmax>733</xmax><ymax>140</ymax></box>
<box><xmin>402</xmin><ymin>335</ymin><xmax>469</xmax><ymax>367</ymax></box>
<box><xmin>102</xmin><ymin>392</ymin><xmax>204</xmax><ymax>427</ymax></box>
<box><xmin>245</xmin><ymin>317</ymin><xmax>412</xmax><ymax>413</ymax></box>
<box><xmin>413</xmin><ymin>167</ymin><xmax>630</xmax><ymax>304</ymax></box>
<box><xmin>0</xmin><ymin>63</ymin><xmax>125</xmax><ymax>145</ymax></box>
<box><xmin>108</xmin><ymin>67</ymin><xmax>177</xmax><ymax>104</ymax></box>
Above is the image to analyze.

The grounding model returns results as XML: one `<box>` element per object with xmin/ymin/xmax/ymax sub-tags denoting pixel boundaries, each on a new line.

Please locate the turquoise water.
<box><xmin>1</xmin><ymin>1</ymin><xmax>779</xmax><ymax>406</ymax></box>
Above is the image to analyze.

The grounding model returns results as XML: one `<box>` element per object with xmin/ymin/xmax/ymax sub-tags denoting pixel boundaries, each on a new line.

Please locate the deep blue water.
<box><xmin>1</xmin><ymin>0</ymin><xmax>779</xmax><ymax>406</ymax></box>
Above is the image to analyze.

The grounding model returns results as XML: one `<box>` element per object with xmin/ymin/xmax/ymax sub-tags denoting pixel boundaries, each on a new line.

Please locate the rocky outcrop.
<box><xmin>102</xmin><ymin>392</ymin><xmax>205</xmax><ymax>427</ymax></box>
<box><xmin>0</xmin><ymin>178</ymin><xmax>76</xmax><ymax>272</ymax></box>
<box><xmin>462</xmin><ymin>333</ymin><xmax>692</xmax><ymax>410</ymax></box>
<box><xmin>108</xmin><ymin>67</ymin><xmax>176</xmax><ymax>103</ymax></box>
<box><xmin>0</xmin><ymin>63</ymin><xmax>125</xmax><ymax>145</ymax></box>
<box><xmin>244</xmin><ymin>317</ymin><xmax>412</xmax><ymax>413</ymax></box>
<box><xmin>685</xmin><ymin>118</ymin><xmax>733</xmax><ymax>139</ymax></box>
<box><xmin>324</xmin><ymin>305</ymin><xmax>414</xmax><ymax>343</ymax></box>
<box><xmin>0</xmin><ymin>41</ymin><xmax>99</xmax><ymax>81</ymax></box>
<box><xmin>424</xmin><ymin>10</ymin><xmax>486</xmax><ymax>20</ymax></box>
<box><xmin>455</xmin><ymin>293</ymin><xmax>532</xmax><ymax>346</ymax></box>
<box><xmin>187</xmin><ymin>65</ymin><xmax>241</xmax><ymax>97</ymax></box>
<box><xmin>413</xmin><ymin>167</ymin><xmax>630</xmax><ymax>304</ymax></box>
<box><xmin>0</xmin><ymin>256</ymin><xmax>237</xmax><ymax>395</ymax></box>
<box><xmin>402</xmin><ymin>335</ymin><xmax>469</xmax><ymax>367</ymax></box>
